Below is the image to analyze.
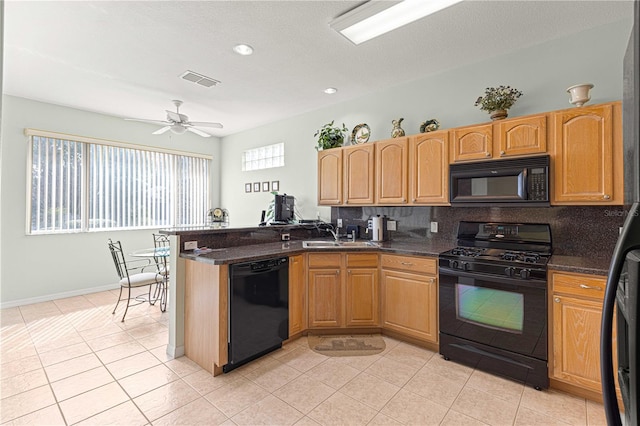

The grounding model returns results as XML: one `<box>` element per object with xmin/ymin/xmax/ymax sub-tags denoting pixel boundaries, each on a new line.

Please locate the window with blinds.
<box><xmin>28</xmin><ymin>132</ymin><xmax>210</xmax><ymax>234</ymax></box>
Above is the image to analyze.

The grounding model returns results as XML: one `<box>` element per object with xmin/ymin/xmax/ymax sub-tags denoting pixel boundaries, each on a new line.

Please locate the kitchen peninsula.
<box><xmin>161</xmin><ymin>222</ymin><xmax>612</xmax><ymax>385</ymax></box>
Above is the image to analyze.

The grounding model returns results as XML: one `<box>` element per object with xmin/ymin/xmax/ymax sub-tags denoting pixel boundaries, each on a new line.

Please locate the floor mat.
<box><xmin>307</xmin><ymin>334</ymin><xmax>386</xmax><ymax>357</ymax></box>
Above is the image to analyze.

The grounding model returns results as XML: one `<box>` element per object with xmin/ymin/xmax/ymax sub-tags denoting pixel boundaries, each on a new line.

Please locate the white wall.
<box><xmin>221</xmin><ymin>20</ymin><xmax>632</xmax><ymax>227</ymax></box>
<box><xmin>0</xmin><ymin>96</ymin><xmax>221</xmax><ymax>305</ymax></box>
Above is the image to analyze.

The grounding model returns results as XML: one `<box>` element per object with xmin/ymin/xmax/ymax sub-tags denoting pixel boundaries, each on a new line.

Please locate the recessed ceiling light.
<box><xmin>324</xmin><ymin>87</ymin><xmax>338</xmax><ymax>94</ymax></box>
<box><xmin>233</xmin><ymin>44</ymin><xmax>254</xmax><ymax>56</ymax></box>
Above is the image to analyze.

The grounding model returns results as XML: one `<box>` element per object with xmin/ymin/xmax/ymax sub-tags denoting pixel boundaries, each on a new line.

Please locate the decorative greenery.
<box><xmin>314</xmin><ymin>120</ymin><xmax>348</xmax><ymax>151</ymax></box>
<box><xmin>475</xmin><ymin>86</ymin><xmax>523</xmax><ymax>112</ymax></box>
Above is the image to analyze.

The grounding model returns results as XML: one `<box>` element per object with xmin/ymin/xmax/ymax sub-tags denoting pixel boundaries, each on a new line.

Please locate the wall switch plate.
<box><xmin>184</xmin><ymin>241</ymin><xmax>198</xmax><ymax>250</ymax></box>
<box><xmin>337</xmin><ymin>218</ymin><xmax>343</xmax><ymax>228</ymax></box>
<box><xmin>281</xmin><ymin>233</ymin><xmax>290</xmax><ymax>241</ymax></box>
<box><xmin>430</xmin><ymin>221</ymin><xmax>438</xmax><ymax>233</ymax></box>
<box><xmin>387</xmin><ymin>220</ymin><xmax>397</xmax><ymax>231</ymax></box>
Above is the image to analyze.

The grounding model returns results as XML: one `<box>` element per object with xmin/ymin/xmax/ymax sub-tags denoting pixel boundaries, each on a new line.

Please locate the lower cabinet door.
<box><xmin>308</xmin><ymin>268</ymin><xmax>342</xmax><ymax>328</ymax></box>
<box><xmin>381</xmin><ymin>269</ymin><xmax>438</xmax><ymax>342</ymax></box>
<box><xmin>345</xmin><ymin>267</ymin><xmax>379</xmax><ymax>327</ymax></box>
<box><xmin>288</xmin><ymin>254</ymin><xmax>306</xmax><ymax>336</ymax></box>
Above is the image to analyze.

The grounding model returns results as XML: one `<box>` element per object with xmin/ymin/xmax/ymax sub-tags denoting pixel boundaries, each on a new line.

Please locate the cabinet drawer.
<box><xmin>345</xmin><ymin>253</ymin><xmax>378</xmax><ymax>267</ymax></box>
<box><xmin>308</xmin><ymin>253</ymin><xmax>342</xmax><ymax>268</ymax></box>
<box><xmin>380</xmin><ymin>254</ymin><xmax>436</xmax><ymax>274</ymax></box>
<box><xmin>550</xmin><ymin>271</ymin><xmax>606</xmax><ymax>299</ymax></box>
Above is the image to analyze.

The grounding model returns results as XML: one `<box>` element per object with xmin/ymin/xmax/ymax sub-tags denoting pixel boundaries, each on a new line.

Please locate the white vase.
<box><xmin>566</xmin><ymin>83</ymin><xmax>594</xmax><ymax>107</ymax></box>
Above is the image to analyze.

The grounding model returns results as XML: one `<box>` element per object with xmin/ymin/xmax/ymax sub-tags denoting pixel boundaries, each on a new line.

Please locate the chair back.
<box><xmin>152</xmin><ymin>233</ymin><xmax>170</xmax><ymax>265</ymax></box>
<box><xmin>108</xmin><ymin>239</ymin><xmax>128</xmax><ymax>280</ymax></box>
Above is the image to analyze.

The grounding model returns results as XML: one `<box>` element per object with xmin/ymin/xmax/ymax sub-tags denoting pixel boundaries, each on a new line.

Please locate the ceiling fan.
<box><xmin>125</xmin><ymin>100</ymin><xmax>223</xmax><ymax>137</ymax></box>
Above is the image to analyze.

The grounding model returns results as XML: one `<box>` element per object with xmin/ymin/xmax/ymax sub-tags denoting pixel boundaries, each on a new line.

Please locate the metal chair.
<box><xmin>152</xmin><ymin>233</ymin><xmax>170</xmax><ymax>311</ymax></box>
<box><xmin>108</xmin><ymin>239</ymin><xmax>163</xmax><ymax>321</ymax></box>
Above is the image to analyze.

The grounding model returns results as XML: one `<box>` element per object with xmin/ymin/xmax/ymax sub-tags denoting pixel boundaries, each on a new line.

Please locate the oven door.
<box><xmin>439</xmin><ymin>267</ymin><xmax>547</xmax><ymax>361</ymax></box>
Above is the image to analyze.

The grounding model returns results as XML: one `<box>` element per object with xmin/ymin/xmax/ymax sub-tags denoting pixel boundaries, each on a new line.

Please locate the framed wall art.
<box><xmin>271</xmin><ymin>181</ymin><xmax>279</xmax><ymax>191</ymax></box>
<box><xmin>262</xmin><ymin>181</ymin><xmax>270</xmax><ymax>192</ymax></box>
<box><xmin>253</xmin><ymin>182</ymin><xmax>261</xmax><ymax>192</ymax></box>
<box><xmin>245</xmin><ymin>183</ymin><xmax>252</xmax><ymax>193</ymax></box>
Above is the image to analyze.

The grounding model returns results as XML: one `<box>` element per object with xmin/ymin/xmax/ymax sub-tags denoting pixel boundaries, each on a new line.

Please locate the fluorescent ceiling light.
<box><xmin>330</xmin><ymin>0</ymin><xmax>463</xmax><ymax>45</ymax></box>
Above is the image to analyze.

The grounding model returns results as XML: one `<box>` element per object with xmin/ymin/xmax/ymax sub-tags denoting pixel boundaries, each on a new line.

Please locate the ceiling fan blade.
<box><xmin>153</xmin><ymin>126</ymin><xmax>172</xmax><ymax>135</ymax></box>
<box><xmin>166</xmin><ymin>110</ymin><xmax>182</xmax><ymax>123</ymax></box>
<box><xmin>186</xmin><ymin>127</ymin><xmax>212</xmax><ymax>138</ymax></box>
<box><xmin>125</xmin><ymin>118</ymin><xmax>170</xmax><ymax>126</ymax></box>
<box><xmin>189</xmin><ymin>121</ymin><xmax>223</xmax><ymax>129</ymax></box>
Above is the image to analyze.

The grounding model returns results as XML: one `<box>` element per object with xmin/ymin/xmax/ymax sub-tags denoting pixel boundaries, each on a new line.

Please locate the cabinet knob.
<box><xmin>485</xmin><ymin>152</ymin><xmax>491</xmax><ymax>157</ymax></box>
<box><xmin>500</xmin><ymin>150</ymin><xmax>506</xmax><ymax>156</ymax></box>
<box><xmin>429</xmin><ymin>278</ymin><xmax>435</xmax><ymax>284</ymax></box>
<box><xmin>554</xmin><ymin>297</ymin><xmax>561</xmax><ymax>303</ymax></box>
<box><xmin>579</xmin><ymin>284</ymin><xmax>603</xmax><ymax>291</ymax></box>
<box><xmin>336</xmin><ymin>270</ymin><xmax>340</xmax><ymax>275</ymax></box>
<box><xmin>347</xmin><ymin>270</ymin><xmax>352</xmax><ymax>274</ymax></box>
<box><xmin>603</xmin><ymin>194</ymin><xmax>611</xmax><ymax>200</ymax></box>
<box><xmin>412</xmin><ymin>199</ymin><xmax>417</xmax><ymax>202</ymax></box>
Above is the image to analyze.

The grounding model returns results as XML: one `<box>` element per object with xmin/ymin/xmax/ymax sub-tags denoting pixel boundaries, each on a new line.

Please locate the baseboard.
<box><xmin>0</xmin><ymin>283</ymin><xmax>120</xmax><ymax>309</ymax></box>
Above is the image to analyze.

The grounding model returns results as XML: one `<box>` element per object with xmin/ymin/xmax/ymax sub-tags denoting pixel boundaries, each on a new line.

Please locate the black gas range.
<box><xmin>438</xmin><ymin>221</ymin><xmax>552</xmax><ymax>390</ymax></box>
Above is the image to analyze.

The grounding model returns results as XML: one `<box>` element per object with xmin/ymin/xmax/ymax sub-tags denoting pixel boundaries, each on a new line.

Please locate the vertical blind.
<box><xmin>28</xmin><ymin>132</ymin><xmax>210</xmax><ymax>234</ymax></box>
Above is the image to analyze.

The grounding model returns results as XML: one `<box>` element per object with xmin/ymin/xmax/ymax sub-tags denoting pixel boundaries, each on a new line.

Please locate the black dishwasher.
<box><xmin>225</xmin><ymin>257</ymin><xmax>289</xmax><ymax>372</ymax></box>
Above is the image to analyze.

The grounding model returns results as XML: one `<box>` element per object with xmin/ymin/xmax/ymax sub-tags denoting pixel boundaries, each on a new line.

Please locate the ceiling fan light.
<box><xmin>170</xmin><ymin>124</ymin><xmax>187</xmax><ymax>134</ymax></box>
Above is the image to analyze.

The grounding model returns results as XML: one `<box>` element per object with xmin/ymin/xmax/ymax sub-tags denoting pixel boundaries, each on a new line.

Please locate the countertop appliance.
<box><xmin>225</xmin><ymin>257</ymin><xmax>289</xmax><ymax>372</ymax></box>
<box><xmin>449</xmin><ymin>155</ymin><xmax>549</xmax><ymax>207</ymax></box>
<box><xmin>601</xmin><ymin>3</ymin><xmax>640</xmax><ymax>424</ymax></box>
<box><xmin>368</xmin><ymin>215</ymin><xmax>389</xmax><ymax>241</ymax></box>
<box><xmin>439</xmin><ymin>221</ymin><xmax>552</xmax><ymax>390</ymax></box>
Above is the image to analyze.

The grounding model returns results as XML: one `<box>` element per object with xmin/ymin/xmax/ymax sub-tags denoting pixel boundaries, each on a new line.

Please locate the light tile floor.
<box><xmin>1</xmin><ymin>289</ymin><xmax>610</xmax><ymax>425</ymax></box>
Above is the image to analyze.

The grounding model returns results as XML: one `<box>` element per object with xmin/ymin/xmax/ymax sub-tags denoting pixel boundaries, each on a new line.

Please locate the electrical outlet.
<box><xmin>281</xmin><ymin>233</ymin><xmax>290</xmax><ymax>241</ymax></box>
<box><xmin>184</xmin><ymin>241</ymin><xmax>198</xmax><ymax>250</ymax></box>
<box><xmin>430</xmin><ymin>221</ymin><xmax>438</xmax><ymax>233</ymax></box>
<box><xmin>387</xmin><ymin>220</ymin><xmax>397</xmax><ymax>231</ymax></box>
<box><xmin>337</xmin><ymin>218</ymin><xmax>343</xmax><ymax>228</ymax></box>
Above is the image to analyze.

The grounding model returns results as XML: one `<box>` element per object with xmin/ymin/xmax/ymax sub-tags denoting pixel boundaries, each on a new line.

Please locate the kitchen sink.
<box><xmin>302</xmin><ymin>240</ymin><xmax>379</xmax><ymax>249</ymax></box>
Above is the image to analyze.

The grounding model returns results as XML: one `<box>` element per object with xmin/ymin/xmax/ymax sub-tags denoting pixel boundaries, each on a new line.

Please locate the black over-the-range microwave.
<box><xmin>449</xmin><ymin>154</ymin><xmax>550</xmax><ymax>207</ymax></box>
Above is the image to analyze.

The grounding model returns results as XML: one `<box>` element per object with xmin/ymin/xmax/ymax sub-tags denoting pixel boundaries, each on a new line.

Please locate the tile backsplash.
<box><xmin>332</xmin><ymin>205</ymin><xmax>629</xmax><ymax>258</ymax></box>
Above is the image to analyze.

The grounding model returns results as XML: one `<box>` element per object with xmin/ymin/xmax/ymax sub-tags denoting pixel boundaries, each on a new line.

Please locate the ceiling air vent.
<box><xmin>179</xmin><ymin>70</ymin><xmax>220</xmax><ymax>88</ymax></box>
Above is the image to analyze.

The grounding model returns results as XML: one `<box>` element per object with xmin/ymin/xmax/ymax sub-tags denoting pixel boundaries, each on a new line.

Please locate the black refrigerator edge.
<box><xmin>601</xmin><ymin>1</ymin><xmax>640</xmax><ymax>424</ymax></box>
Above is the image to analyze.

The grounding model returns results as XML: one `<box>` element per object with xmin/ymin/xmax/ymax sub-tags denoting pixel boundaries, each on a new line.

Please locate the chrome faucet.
<box><xmin>327</xmin><ymin>228</ymin><xmax>339</xmax><ymax>241</ymax></box>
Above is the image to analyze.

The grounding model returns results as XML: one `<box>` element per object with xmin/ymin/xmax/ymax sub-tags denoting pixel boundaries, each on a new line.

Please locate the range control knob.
<box><xmin>449</xmin><ymin>260</ymin><xmax>459</xmax><ymax>269</ymax></box>
<box><xmin>504</xmin><ymin>267</ymin><xmax>514</xmax><ymax>277</ymax></box>
<box><xmin>461</xmin><ymin>261</ymin><xmax>469</xmax><ymax>271</ymax></box>
<box><xmin>520</xmin><ymin>269</ymin><xmax>531</xmax><ymax>279</ymax></box>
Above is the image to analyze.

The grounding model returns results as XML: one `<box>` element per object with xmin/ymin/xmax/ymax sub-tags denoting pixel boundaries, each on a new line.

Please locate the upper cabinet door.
<box><xmin>552</xmin><ymin>102</ymin><xmax>623</xmax><ymax>205</ymax></box>
<box><xmin>450</xmin><ymin>123</ymin><xmax>493</xmax><ymax>162</ymax></box>
<box><xmin>376</xmin><ymin>137</ymin><xmax>408</xmax><ymax>205</ymax></box>
<box><xmin>317</xmin><ymin>149</ymin><xmax>343</xmax><ymax>205</ymax></box>
<box><xmin>344</xmin><ymin>144</ymin><xmax>375</xmax><ymax>205</ymax></box>
<box><xmin>495</xmin><ymin>114</ymin><xmax>547</xmax><ymax>158</ymax></box>
<box><xmin>409</xmin><ymin>131</ymin><xmax>449</xmax><ymax>205</ymax></box>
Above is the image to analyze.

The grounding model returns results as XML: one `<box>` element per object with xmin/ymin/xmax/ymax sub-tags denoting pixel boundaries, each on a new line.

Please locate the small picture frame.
<box><xmin>262</xmin><ymin>181</ymin><xmax>270</xmax><ymax>192</ymax></box>
<box><xmin>253</xmin><ymin>182</ymin><xmax>261</xmax><ymax>192</ymax></box>
<box><xmin>271</xmin><ymin>181</ymin><xmax>280</xmax><ymax>191</ymax></box>
<box><xmin>245</xmin><ymin>183</ymin><xmax>252</xmax><ymax>193</ymax></box>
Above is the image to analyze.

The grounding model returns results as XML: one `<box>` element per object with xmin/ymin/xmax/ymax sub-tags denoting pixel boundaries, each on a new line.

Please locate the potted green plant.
<box><xmin>474</xmin><ymin>85</ymin><xmax>523</xmax><ymax>120</ymax></box>
<box><xmin>314</xmin><ymin>120</ymin><xmax>348</xmax><ymax>151</ymax></box>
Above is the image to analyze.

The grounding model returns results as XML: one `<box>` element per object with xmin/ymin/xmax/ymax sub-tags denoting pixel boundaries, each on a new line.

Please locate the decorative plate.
<box><xmin>351</xmin><ymin>123</ymin><xmax>371</xmax><ymax>144</ymax></box>
<box><xmin>420</xmin><ymin>119</ymin><xmax>440</xmax><ymax>133</ymax></box>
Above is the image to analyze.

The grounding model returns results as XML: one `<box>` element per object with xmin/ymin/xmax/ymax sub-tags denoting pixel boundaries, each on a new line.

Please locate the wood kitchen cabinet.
<box><xmin>380</xmin><ymin>254</ymin><xmax>438</xmax><ymax>344</ymax></box>
<box><xmin>551</xmin><ymin>101</ymin><xmax>623</xmax><ymax>205</ymax></box>
<box><xmin>317</xmin><ymin>149</ymin><xmax>342</xmax><ymax>205</ymax></box>
<box><xmin>451</xmin><ymin>114</ymin><xmax>547</xmax><ymax>163</ymax></box>
<box><xmin>409</xmin><ymin>130</ymin><xmax>449</xmax><ymax>205</ymax></box>
<box><xmin>343</xmin><ymin>144</ymin><xmax>375</xmax><ymax>205</ymax></box>
<box><xmin>550</xmin><ymin>270</ymin><xmax>620</xmax><ymax>400</ymax></box>
<box><xmin>450</xmin><ymin>123</ymin><xmax>493</xmax><ymax>162</ymax></box>
<box><xmin>307</xmin><ymin>252</ymin><xmax>379</xmax><ymax>329</ymax></box>
<box><xmin>376</xmin><ymin>137</ymin><xmax>409</xmax><ymax>205</ymax></box>
<box><xmin>288</xmin><ymin>254</ymin><xmax>306</xmax><ymax>337</ymax></box>
<box><xmin>495</xmin><ymin>113</ymin><xmax>547</xmax><ymax>157</ymax></box>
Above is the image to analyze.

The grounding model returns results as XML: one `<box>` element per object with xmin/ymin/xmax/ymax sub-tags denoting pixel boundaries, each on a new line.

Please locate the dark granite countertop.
<box><xmin>178</xmin><ymin>235</ymin><xmax>611</xmax><ymax>276</ymax></box>
<box><xmin>180</xmin><ymin>238</ymin><xmax>453</xmax><ymax>265</ymax></box>
<box><xmin>548</xmin><ymin>255</ymin><xmax>611</xmax><ymax>276</ymax></box>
